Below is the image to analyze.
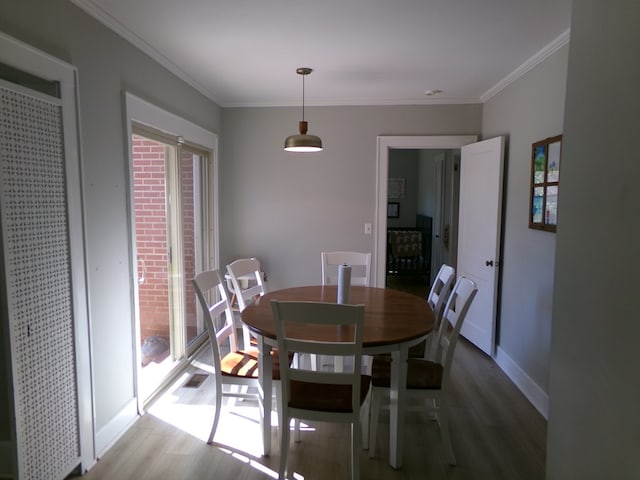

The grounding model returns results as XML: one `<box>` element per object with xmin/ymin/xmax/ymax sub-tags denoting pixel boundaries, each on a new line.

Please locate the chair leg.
<box><xmin>368</xmin><ymin>387</ymin><xmax>382</xmax><ymax>458</ymax></box>
<box><xmin>334</xmin><ymin>355</ymin><xmax>344</xmax><ymax>372</ymax></box>
<box><xmin>294</xmin><ymin>419</ymin><xmax>301</xmax><ymax>443</ymax></box>
<box><xmin>297</xmin><ymin>353</ymin><xmax>318</xmax><ymax>370</ymax></box>
<box><xmin>310</xmin><ymin>353</ymin><xmax>317</xmax><ymax>370</ymax></box>
<box><xmin>207</xmin><ymin>380</ymin><xmax>223</xmax><ymax>444</ymax></box>
<box><xmin>362</xmin><ymin>355</ymin><xmax>372</xmax><ymax>375</ymax></box>
<box><xmin>275</xmin><ymin>382</ymin><xmax>300</xmax><ymax>443</ymax></box>
<box><xmin>279</xmin><ymin>412</ymin><xmax>291</xmax><ymax>479</ymax></box>
<box><xmin>425</xmin><ymin>397</ymin><xmax>437</xmax><ymax>421</ymax></box>
<box><xmin>360</xmin><ymin>392</ymin><xmax>370</xmax><ymax>450</ymax></box>
<box><xmin>274</xmin><ymin>383</ymin><xmax>283</xmax><ymax>444</ymax></box>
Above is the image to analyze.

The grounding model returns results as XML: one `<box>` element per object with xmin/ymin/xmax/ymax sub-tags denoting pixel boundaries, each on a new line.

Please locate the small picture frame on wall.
<box><xmin>387</xmin><ymin>202</ymin><xmax>400</xmax><ymax>218</ymax></box>
<box><xmin>529</xmin><ymin>134</ymin><xmax>562</xmax><ymax>232</ymax></box>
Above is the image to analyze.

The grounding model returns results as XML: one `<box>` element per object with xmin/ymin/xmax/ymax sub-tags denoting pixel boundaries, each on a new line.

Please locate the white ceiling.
<box><xmin>73</xmin><ymin>0</ymin><xmax>572</xmax><ymax>107</ymax></box>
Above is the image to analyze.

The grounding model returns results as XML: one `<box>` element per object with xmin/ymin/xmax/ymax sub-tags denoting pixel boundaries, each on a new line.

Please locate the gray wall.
<box><xmin>483</xmin><ymin>45</ymin><xmax>569</xmax><ymax>404</ymax></box>
<box><xmin>0</xmin><ymin>0</ymin><xmax>221</xmax><ymax>452</ymax></box>
<box><xmin>547</xmin><ymin>1</ymin><xmax>640</xmax><ymax>478</ymax></box>
<box><xmin>220</xmin><ymin>105</ymin><xmax>482</xmax><ymax>290</ymax></box>
<box><xmin>388</xmin><ymin>150</ymin><xmax>419</xmax><ymax>228</ymax></box>
<box><xmin>417</xmin><ymin>150</ymin><xmax>439</xmax><ymax>219</ymax></box>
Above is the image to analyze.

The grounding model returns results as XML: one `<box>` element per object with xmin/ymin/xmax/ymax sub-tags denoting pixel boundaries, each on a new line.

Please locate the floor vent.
<box><xmin>183</xmin><ymin>373</ymin><xmax>208</xmax><ymax>388</ymax></box>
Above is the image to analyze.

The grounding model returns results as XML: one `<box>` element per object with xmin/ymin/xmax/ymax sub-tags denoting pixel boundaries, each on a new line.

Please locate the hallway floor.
<box><xmin>386</xmin><ymin>272</ymin><xmax>430</xmax><ymax>298</ymax></box>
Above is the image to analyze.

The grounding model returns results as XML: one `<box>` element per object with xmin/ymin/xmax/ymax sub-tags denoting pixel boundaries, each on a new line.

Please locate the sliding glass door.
<box><xmin>131</xmin><ymin>128</ymin><xmax>209</xmax><ymax>402</ymax></box>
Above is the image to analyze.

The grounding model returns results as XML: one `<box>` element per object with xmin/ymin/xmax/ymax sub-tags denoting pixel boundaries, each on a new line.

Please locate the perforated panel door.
<box><xmin>0</xmin><ymin>84</ymin><xmax>81</xmax><ymax>479</ymax></box>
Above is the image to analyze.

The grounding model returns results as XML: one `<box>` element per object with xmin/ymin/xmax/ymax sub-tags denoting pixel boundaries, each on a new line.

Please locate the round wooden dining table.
<box><xmin>241</xmin><ymin>285</ymin><xmax>435</xmax><ymax>469</ymax></box>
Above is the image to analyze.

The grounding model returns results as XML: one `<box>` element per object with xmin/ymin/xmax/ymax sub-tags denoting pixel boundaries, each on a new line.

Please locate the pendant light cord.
<box><xmin>301</xmin><ymin>73</ymin><xmax>306</xmax><ymax>122</ymax></box>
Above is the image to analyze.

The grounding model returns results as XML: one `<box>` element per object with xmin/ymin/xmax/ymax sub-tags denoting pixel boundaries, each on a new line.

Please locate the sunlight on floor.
<box><xmin>145</xmin><ymin>372</ymin><xmax>314</xmax><ymax>479</ymax></box>
<box><xmin>148</xmin><ymin>391</ymin><xmax>264</xmax><ymax>455</ymax></box>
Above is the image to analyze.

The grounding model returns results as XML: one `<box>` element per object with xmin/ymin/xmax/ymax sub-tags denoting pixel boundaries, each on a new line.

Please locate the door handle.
<box><xmin>485</xmin><ymin>260</ymin><xmax>494</xmax><ymax>267</ymax></box>
<box><xmin>137</xmin><ymin>256</ymin><xmax>146</xmax><ymax>285</ymax></box>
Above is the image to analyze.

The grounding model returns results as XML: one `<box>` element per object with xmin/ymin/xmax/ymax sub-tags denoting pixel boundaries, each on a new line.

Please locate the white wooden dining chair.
<box><xmin>191</xmin><ymin>269</ymin><xmax>286</xmax><ymax>444</ymax></box>
<box><xmin>409</xmin><ymin>263</ymin><xmax>456</xmax><ymax>359</ymax></box>
<box><xmin>271</xmin><ymin>300</ymin><xmax>371</xmax><ymax>480</ymax></box>
<box><xmin>226</xmin><ymin>257</ymin><xmax>266</xmax><ymax>350</ymax></box>
<box><xmin>321</xmin><ymin>251</ymin><xmax>372</xmax><ymax>286</ymax></box>
<box><xmin>318</xmin><ymin>251</ymin><xmax>372</xmax><ymax>372</ymax></box>
<box><xmin>368</xmin><ymin>276</ymin><xmax>478</xmax><ymax>465</ymax></box>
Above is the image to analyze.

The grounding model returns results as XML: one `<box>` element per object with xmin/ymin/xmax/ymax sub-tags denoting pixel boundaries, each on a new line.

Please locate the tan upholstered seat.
<box><xmin>289</xmin><ymin>376</ymin><xmax>371</xmax><ymax>412</ymax></box>
<box><xmin>220</xmin><ymin>348</ymin><xmax>289</xmax><ymax>380</ymax></box>
<box><xmin>371</xmin><ymin>355</ymin><xmax>443</xmax><ymax>390</ymax></box>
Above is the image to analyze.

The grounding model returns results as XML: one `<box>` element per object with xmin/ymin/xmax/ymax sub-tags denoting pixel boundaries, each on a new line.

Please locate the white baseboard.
<box><xmin>95</xmin><ymin>399</ymin><xmax>139</xmax><ymax>458</ymax></box>
<box><xmin>0</xmin><ymin>441</ymin><xmax>13</xmax><ymax>478</ymax></box>
<box><xmin>494</xmin><ymin>346</ymin><xmax>549</xmax><ymax>419</ymax></box>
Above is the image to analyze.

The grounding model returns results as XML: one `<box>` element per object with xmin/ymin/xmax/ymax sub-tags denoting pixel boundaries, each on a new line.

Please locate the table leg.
<box><xmin>257</xmin><ymin>335</ymin><xmax>272</xmax><ymax>456</ymax></box>
<box><xmin>389</xmin><ymin>345</ymin><xmax>408</xmax><ymax>469</ymax></box>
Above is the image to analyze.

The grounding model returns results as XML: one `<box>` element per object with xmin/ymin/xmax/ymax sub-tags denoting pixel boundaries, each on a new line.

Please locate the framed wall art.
<box><xmin>387</xmin><ymin>202</ymin><xmax>400</xmax><ymax>218</ymax></box>
<box><xmin>388</xmin><ymin>178</ymin><xmax>405</xmax><ymax>199</ymax></box>
<box><xmin>529</xmin><ymin>134</ymin><xmax>562</xmax><ymax>232</ymax></box>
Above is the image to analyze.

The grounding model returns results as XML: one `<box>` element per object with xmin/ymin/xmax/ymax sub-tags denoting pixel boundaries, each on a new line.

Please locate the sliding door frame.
<box><xmin>123</xmin><ymin>92</ymin><xmax>219</xmax><ymax>416</ymax></box>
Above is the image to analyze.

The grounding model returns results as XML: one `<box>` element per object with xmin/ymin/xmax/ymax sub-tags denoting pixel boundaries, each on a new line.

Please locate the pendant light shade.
<box><xmin>284</xmin><ymin>68</ymin><xmax>322</xmax><ymax>152</ymax></box>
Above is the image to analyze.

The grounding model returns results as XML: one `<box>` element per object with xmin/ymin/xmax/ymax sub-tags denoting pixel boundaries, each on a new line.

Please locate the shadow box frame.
<box><xmin>529</xmin><ymin>134</ymin><xmax>562</xmax><ymax>233</ymax></box>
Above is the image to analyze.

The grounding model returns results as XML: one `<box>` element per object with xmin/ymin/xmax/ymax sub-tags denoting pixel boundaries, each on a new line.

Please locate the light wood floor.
<box><xmin>79</xmin><ymin>339</ymin><xmax>546</xmax><ymax>479</ymax></box>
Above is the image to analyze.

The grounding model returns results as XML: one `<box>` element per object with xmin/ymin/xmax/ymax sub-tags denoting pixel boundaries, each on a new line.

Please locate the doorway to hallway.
<box><xmin>383</xmin><ymin>147</ymin><xmax>460</xmax><ymax>296</ymax></box>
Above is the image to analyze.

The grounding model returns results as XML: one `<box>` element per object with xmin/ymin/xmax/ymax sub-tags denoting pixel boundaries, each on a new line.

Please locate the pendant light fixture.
<box><xmin>284</xmin><ymin>67</ymin><xmax>323</xmax><ymax>152</ymax></box>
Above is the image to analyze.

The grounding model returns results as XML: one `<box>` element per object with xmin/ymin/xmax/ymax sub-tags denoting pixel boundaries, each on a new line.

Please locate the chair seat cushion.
<box><xmin>371</xmin><ymin>355</ymin><xmax>443</xmax><ymax>389</ymax></box>
<box><xmin>289</xmin><ymin>375</ymin><xmax>371</xmax><ymax>412</ymax></box>
<box><xmin>220</xmin><ymin>349</ymin><xmax>290</xmax><ymax>380</ymax></box>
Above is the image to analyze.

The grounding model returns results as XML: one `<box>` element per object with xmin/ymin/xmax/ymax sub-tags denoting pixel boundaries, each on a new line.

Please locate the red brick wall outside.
<box><xmin>133</xmin><ymin>136</ymin><xmax>170</xmax><ymax>341</ymax></box>
<box><xmin>133</xmin><ymin>135</ymin><xmax>201</xmax><ymax>345</ymax></box>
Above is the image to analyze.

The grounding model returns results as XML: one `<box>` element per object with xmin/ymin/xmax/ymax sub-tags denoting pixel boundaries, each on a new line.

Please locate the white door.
<box><xmin>457</xmin><ymin>137</ymin><xmax>504</xmax><ymax>356</ymax></box>
<box><xmin>0</xmin><ymin>32</ymin><xmax>93</xmax><ymax>477</ymax></box>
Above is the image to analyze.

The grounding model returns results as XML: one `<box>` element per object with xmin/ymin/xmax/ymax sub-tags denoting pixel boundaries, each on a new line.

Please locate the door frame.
<box><xmin>374</xmin><ymin>136</ymin><xmax>477</xmax><ymax>287</ymax></box>
<box><xmin>431</xmin><ymin>152</ymin><xmax>445</xmax><ymax>284</ymax></box>
<box><xmin>123</xmin><ymin>92</ymin><xmax>219</xmax><ymax>428</ymax></box>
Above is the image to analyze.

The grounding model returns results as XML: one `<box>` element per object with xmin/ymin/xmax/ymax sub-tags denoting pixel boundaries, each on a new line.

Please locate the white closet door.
<box><xmin>0</xmin><ymin>32</ymin><xmax>92</xmax><ymax>479</ymax></box>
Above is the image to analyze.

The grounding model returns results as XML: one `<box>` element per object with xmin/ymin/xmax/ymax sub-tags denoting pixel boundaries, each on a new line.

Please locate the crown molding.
<box><xmin>226</xmin><ymin>96</ymin><xmax>482</xmax><ymax>108</ymax></box>
<box><xmin>481</xmin><ymin>29</ymin><xmax>571</xmax><ymax>103</ymax></box>
<box><xmin>70</xmin><ymin>0</ymin><xmax>221</xmax><ymax>104</ymax></box>
<box><xmin>71</xmin><ymin>1</ymin><xmax>569</xmax><ymax>108</ymax></box>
